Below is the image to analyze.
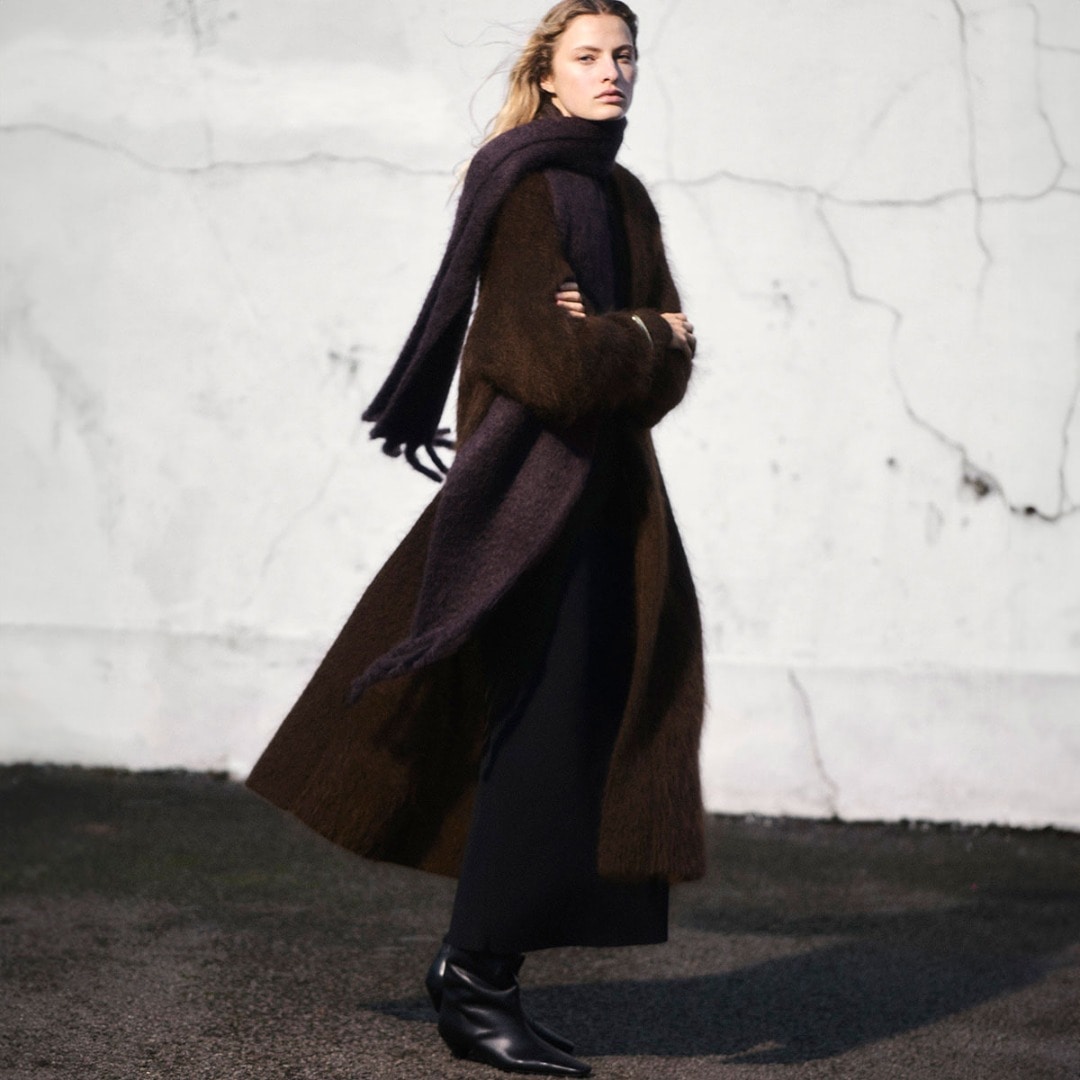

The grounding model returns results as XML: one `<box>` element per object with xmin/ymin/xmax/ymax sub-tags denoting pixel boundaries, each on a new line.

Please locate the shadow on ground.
<box><xmin>3</xmin><ymin>765</ymin><xmax>1078</xmax><ymax>1078</ymax></box>
<box><xmin>373</xmin><ymin>901</ymin><xmax>1073</xmax><ymax>1062</ymax></box>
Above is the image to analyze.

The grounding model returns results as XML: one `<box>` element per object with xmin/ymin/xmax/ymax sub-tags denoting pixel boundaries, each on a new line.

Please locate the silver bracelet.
<box><xmin>630</xmin><ymin>314</ymin><xmax>653</xmax><ymax>348</ymax></box>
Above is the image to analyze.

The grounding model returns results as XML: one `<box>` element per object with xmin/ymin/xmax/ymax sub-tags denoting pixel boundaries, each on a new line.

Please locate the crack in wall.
<box><xmin>1057</xmin><ymin>335</ymin><xmax>1080</xmax><ymax>515</ymax></box>
<box><xmin>0</xmin><ymin>122</ymin><xmax>449</xmax><ymax>180</ymax></box>
<box><xmin>3</xmin><ymin>295</ymin><xmax>123</xmax><ymax>539</ymax></box>
<box><xmin>819</xmin><ymin>191</ymin><xmax>1080</xmax><ymax>524</ymax></box>
<box><xmin>814</xmin><ymin>196</ymin><xmax>903</xmax><ymax>330</ymax></box>
<box><xmin>184</xmin><ymin>0</ymin><xmax>205</xmax><ymax>52</ymax></box>
<box><xmin>1036</xmin><ymin>43</ymin><xmax>1080</xmax><ymax>56</ymax></box>
<box><xmin>949</xmin><ymin>0</ymin><xmax>995</xmax><ymax>300</ymax></box>
<box><xmin>657</xmin><ymin>201</ymin><xmax>1076</xmax><ymax>526</ymax></box>
<box><xmin>1025</xmin><ymin>3</ymin><xmax>1069</xmax><ymax>186</ymax></box>
<box><xmin>165</xmin><ymin>0</ymin><xmax>225</xmax><ymax>54</ymax></box>
<box><xmin>657</xmin><ymin>168</ymin><xmax>1079</xmax><ymax>209</ymax></box>
<box><xmin>827</xmin><ymin>61</ymin><xmax>943</xmax><ymax>194</ymax></box>
<box><xmin>653</xmin><ymin>0</ymin><xmax>1077</xmax><ymax>526</ymax></box>
<box><xmin>182</xmin><ymin>0</ymin><xmax>219</xmax><ymax>162</ymax></box>
<box><xmin>809</xmin><ymin>199</ymin><xmax>1004</xmax><ymax>524</ymax></box>
<box><xmin>788</xmin><ymin>670</ymin><xmax>840</xmax><ymax>819</ymax></box>
<box><xmin>245</xmin><ymin>452</ymin><xmax>349</xmax><ymax>608</ymax></box>
<box><xmin>0</xmin><ymin>617</ymin><xmax>322</xmax><ymax>651</ymax></box>
<box><xmin>182</xmin><ymin>184</ymin><xmax>261</xmax><ymax>329</ymax></box>
<box><xmin>809</xmin><ymin>199</ymin><xmax>998</xmax><ymax>521</ymax></box>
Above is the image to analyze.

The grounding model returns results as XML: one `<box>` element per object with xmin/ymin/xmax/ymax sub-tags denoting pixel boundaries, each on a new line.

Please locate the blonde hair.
<box><xmin>485</xmin><ymin>1</ymin><xmax>639</xmax><ymax>142</ymax></box>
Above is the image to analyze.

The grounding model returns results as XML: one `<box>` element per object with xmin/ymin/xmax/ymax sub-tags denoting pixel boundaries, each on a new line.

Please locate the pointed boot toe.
<box><xmin>438</xmin><ymin>954</ymin><xmax>590</xmax><ymax>1077</ymax></box>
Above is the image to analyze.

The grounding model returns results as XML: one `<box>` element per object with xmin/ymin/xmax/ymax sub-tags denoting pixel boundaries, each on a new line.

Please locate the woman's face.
<box><xmin>540</xmin><ymin>14</ymin><xmax>636</xmax><ymax>121</ymax></box>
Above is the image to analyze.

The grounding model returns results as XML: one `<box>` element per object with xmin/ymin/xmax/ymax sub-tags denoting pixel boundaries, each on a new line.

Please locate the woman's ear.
<box><xmin>540</xmin><ymin>73</ymin><xmax>554</xmax><ymax>95</ymax></box>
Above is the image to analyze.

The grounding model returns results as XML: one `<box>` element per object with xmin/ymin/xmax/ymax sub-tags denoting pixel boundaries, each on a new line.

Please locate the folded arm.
<box><xmin>462</xmin><ymin>171</ymin><xmax>692</xmax><ymax>431</ymax></box>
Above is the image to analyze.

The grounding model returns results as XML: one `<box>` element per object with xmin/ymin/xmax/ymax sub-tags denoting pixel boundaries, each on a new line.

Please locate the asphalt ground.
<box><xmin>1</xmin><ymin>765</ymin><xmax>1078</xmax><ymax>1079</ymax></box>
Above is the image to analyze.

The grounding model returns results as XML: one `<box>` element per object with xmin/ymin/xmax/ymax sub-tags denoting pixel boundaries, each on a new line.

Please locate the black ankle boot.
<box><xmin>425</xmin><ymin>943</ymin><xmax>576</xmax><ymax>1054</ymax></box>
<box><xmin>437</xmin><ymin>949</ymin><xmax>591</xmax><ymax>1076</ymax></box>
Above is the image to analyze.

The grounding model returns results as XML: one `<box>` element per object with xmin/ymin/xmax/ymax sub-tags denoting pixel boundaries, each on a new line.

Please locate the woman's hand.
<box><xmin>662</xmin><ymin>312</ymin><xmax>696</xmax><ymax>359</ymax></box>
<box><xmin>557</xmin><ymin>282</ymin><xmax>695</xmax><ymax>360</ymax></box>
<box><xmin>555</xmin><ymin>280</ymin><xmax>586</xmax><ymax>319</ymax></box>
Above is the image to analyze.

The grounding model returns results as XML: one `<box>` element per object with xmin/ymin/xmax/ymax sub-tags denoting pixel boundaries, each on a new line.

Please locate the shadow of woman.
<box><xmin>371</xmin><ymin>890</ymin><xmax>1078</xmax><ymax>1063</ymax></box>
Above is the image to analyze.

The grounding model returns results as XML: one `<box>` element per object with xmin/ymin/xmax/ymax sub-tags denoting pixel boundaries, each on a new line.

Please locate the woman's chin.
<box><xmin>585</xmin><ymin>102</ymin><xmax>629</xmax><ymax>121</ymax></box>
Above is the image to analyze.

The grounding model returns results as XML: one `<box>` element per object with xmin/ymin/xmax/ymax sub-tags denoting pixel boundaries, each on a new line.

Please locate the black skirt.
<box><xmin>446</xmin><ymin>453</ymin><xmax>669</xmax><ymax>954</ymax></box>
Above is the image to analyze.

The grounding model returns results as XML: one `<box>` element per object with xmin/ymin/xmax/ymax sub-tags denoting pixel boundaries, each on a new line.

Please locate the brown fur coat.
<box><xmin>246</xmin><ymin>165</ymin><xmax>706</xmax><ymax>883</ymax></box>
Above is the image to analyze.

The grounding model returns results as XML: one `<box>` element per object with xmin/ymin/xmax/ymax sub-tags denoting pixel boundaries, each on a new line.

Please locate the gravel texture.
<box><xmin>2</xmin><ymin>765</ymin><xmax>1078</xmax><ymax>1079</ymax></box>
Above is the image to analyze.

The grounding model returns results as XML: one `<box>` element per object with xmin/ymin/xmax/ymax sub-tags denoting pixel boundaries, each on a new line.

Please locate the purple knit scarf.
<box><xmin>362</xmin><ymin>110</ymin><xmax>626</xmax><ymax>480</ymax></box>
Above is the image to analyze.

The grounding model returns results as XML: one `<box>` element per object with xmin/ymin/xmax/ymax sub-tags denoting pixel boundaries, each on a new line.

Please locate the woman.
<box><xmin>247</xmin><ymin>2</ymin><xmax>705</xmax><ymax>1075</ymax></box>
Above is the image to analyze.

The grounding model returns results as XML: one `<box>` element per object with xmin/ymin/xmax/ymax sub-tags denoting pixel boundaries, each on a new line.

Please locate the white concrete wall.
<box><xmin>2</xmin><ymin>0</ymin><xmax>1078</xmax><ymax>828</ymax></box>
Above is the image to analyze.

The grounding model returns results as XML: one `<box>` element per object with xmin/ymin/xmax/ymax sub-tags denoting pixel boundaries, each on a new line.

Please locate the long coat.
<box><xmin>246</xmin><ymin>164</ymin><xmax>707</xmax><ymax>884</ymax></box>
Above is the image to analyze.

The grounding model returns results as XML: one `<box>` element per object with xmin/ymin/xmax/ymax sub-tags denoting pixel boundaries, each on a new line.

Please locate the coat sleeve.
<box><xmin>460</xmin><ymin>170</ymin><xmax>689</xmax><ymax>431</ymax></box>
<box><xmin>619</xmin><ymin>166</ymin><xmax>694</xmax><ymax>429</ymax></box>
